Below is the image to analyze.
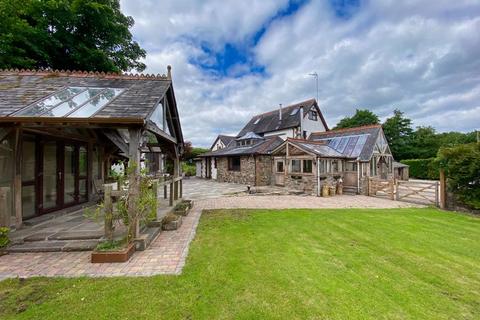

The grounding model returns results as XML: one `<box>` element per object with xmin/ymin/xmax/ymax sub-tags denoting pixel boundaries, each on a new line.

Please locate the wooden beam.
<box><xmin>128</xmin><ymin>128</ymin><xmax>141</xmax><ymax>239</ymax></box>
<box><xmin>146</xmin><ymin>122</ymin><xmax>177</xmax><ymax>144</ymax></box>
<box><xmin>439</xmin><ymin>169</ymin><xmax>447</xmax><ymax>209</ymax></box>
<box><xmin>14</xmin><ymin>128</ymin><xmax>22</xmax><ymax>228</ymax></box>
<box><xmin>0</xmin><ymin>187</ymin><xmax>9</xmax><ymax>227</ymax></box>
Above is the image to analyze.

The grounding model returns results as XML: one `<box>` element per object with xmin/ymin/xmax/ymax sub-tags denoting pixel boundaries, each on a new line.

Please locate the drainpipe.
<box><xmin>357</xmin><ymin>160</ymin><xmax>361</xmax><ymax>194</ymax></box>
<box><xmin>317</xmin><ymin>157</ymin><xmax>321</xmax><ymax>197</ymax></box>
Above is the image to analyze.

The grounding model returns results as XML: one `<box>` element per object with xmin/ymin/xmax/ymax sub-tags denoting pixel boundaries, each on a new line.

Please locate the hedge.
<box><xmin>400</xmin><ymin>158</ymin><xmax>439</xmax><ymax>180</ymax></box>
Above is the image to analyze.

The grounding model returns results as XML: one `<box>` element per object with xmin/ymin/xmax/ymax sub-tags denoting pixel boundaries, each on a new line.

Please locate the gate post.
<box><xmin>439</xmin><ymin>169</ymin><xmax>446</xmax><ymax>209</ymax></box>
<box><xmin>389</xmin><ymin>179</ymin><xmax>395</xmax><ymax>200</ymax></box>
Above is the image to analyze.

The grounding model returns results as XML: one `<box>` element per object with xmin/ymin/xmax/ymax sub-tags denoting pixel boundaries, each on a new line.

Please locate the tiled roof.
<box><xmin>237</xmin><ymin>98</ymin><xmax>325</xmax><ymax>137</ymax></box>
<box><xmin>0</xmin><ymin>69</ymin><xmax>171</xmax><ymax>119</ymax></box>
<box><xmin>201</xmin><ymin>135</ymin><xmax>284</xmax><ymax>157</ymax></box>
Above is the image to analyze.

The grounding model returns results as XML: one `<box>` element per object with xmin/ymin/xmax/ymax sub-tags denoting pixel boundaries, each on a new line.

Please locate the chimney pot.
<box><xmin>279</xmin><ymin>104</ymin><xmax>283</xmax><ymax>121</ymax></box>
<box><xmin>167</xmin><ymin>65</ymin><xmax>172</xmax><ymax>79</ymax></box>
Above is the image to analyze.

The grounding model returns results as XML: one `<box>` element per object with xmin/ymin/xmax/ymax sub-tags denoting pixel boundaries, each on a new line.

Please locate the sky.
<box><xmin>120</xmin><ymin>0</ymin><xmax>480</xmax><ymax>147</ymax></box>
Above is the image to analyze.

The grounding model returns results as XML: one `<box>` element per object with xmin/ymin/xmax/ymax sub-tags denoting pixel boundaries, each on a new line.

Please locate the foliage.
<box><xmin>437</xmin><ymin>143</ymin><xmax>480</xmax><ymax>209</ymax></box>
<box><xmin>0</xmin><ymin>0</ymin><xmax>146</xmax><ymax>72</ymax></box>
<box><xmin>334</xmin><ymin>109</ymin><xmax>380</xmax><ymax>129</ymax></box>
<box><xmin>182</xmin><ymin>140</ymin><xmax>209</xmax><ymax>163</ymax></box>
<box><xmin>182</xmin><ymin>162</ymin><xmax>196</xmax><ymax>176</ymax></box>
<box><xmin>0</xmin><ymin>227</ymin><xmax>9</xmax><ymax>248</ymax></box>
<box><xmin>95</xmin><ymin>239</ymin><xmax>126</xmax><ymax>251</ymax></box>
<box><xmin>400</xmin><ymin>158</ymin><xmax>439</xmax><ymax>180</ymax></box>
<box><xmin>175</xmin><ymin>202</ymin><xmax>189</xmax><ymax>211</ymax></box>
<box><xmin>2</xmin><ymin>208</ymin><xmax>480</xmax><ymax>319</ymax></box>
<box><xmin>382</xmin><ymin>109</ymin><xmax>414</xmax><ymax>160</ymax></box>
<box><xmin>162</xmin><ymin>213</ymin><xmax>179</xmax><ymax>224</ymax></box>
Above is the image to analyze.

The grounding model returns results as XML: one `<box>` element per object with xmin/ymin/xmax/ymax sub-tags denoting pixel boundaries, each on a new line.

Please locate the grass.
<box><xmin>1</xmin><ymin>208</ymin><xmax>480</xmax><ymax>319</ymax></box>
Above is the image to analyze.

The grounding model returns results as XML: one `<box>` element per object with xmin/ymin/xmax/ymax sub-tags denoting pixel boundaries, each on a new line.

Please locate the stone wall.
<box><xmin>216</xmin><ymin>156</ymin><xmax>256</xmax><ymax>185</ymax></box>
<box><xmin>255</xmin><ymin>156</ymin><xmax>273</xmax><ymax>186</ymax></box>
<box><xmin>284</xmin><ymin>174</ymin><xmax>317</xmax><ymax>195</ymax></box>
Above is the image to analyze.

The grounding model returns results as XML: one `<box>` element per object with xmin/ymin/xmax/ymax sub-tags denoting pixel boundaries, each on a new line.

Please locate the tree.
<box><xmin>0</xmin><ymin>0</ymin><xmax>146</xmax><ymax>72</ymax></box>
<box><xmin>382</xmin><ymin>109</ymin><xmax>413</xmax><ymax>160</ymax></box>
<box><xmin>335</xmin><ymin>109</ymin><xmax>380</xmax><ymax>129</ymax></box>
<box><xmin>410</xmin><ymin>126</ymin><xmax>440</xmax><ymax>159</ymax></box>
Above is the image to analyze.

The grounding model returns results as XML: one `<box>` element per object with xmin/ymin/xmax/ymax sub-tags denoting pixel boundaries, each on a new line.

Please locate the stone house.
<box><xmin>198</xmin><ymin>98</ymin><xmax>328</xmax><ymax>182</ymax></box>
<box><xmin>271</xmin><ymin>125</ymin><xmax>395</xmax><ymax>195</ymax></box>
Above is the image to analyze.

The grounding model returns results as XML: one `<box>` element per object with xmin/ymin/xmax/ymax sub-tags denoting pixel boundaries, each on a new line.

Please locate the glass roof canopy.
<box><xmin>13</xmin><ymin>86</ymin><xmax>124</xmax><ymax>118</ymax></box>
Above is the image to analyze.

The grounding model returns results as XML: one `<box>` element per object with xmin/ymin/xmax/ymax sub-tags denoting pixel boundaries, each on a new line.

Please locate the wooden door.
<box><xmin>274</xmin><ymin>160</ymin><xmax>285</xmax><ymax>186</ymax></box>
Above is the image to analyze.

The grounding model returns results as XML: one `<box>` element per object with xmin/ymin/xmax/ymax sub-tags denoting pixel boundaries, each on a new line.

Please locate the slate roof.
<box><xmin>308</xmin><ymin>125</ymin><xmax>383</xmax><ymax>161</ymax></box>
<box><xmin>393</xmin><ymin>161</ymin><xmax>409</xmax><ymax>168</ymax></box>
<box><xmin>201</xmin><ymin>135</ymin><xmax>284</xmax><ymax>157</ymax></box>
<box><xmin>210</xmin><ymin>134</ymin><xmax>235</xmax><ymax>150</ymax></box>
<box><xmin>0</xmin><ymin>70</ymin><xmax>171</xmax><ymax>119</ymax></box>
<box><xmin>237</xmin><ymin>98</ymin><xmax>328</xmax><ymax>137</ymax></box>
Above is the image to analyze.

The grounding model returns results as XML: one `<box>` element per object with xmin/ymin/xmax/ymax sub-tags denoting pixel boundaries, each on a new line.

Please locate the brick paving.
<box><xmin>0</xmin><ymin>179</ymin><xmax>422</xmax><ymax>280</ymax></box>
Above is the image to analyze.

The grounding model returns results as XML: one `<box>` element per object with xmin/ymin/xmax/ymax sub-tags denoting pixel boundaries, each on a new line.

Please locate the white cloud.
<box><xmin>121</xmin><ymin>0</ymin><xmax>480</xmax><ymax>147</ymax></box>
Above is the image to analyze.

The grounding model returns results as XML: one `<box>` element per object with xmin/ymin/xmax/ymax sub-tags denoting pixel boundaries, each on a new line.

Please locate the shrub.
<box><xmin>400</xmin><ymin>158</ymin><xmax>439</xmax><ymax>180</ymax></box>
<box><xmin>437</xmin><ymin>143</ymin><xmax>480</xmax><ymax>209</ymax></box>
<box><xmin>182</xmin><ymin>162</ymin><xmax>196</xmax><ymax>176</ymax></box>
<box><xmin>0</xmin><ymin>227</ymin><xmax>10</xmax><ymax>248</ymax></box>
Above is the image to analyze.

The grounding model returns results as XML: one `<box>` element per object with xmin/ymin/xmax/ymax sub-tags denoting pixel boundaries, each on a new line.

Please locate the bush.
<box><xmin>182</xmin><ymin>162</ymin><xmax>196</xmax><ymax>176</ymax></box>
<box><xmin>437</xmin><ymin>143</ymin><xmax>480</xmax><ymax>209</ymax></box>
<box><xmin>0</xmin><ymin>227</ymin><xmax>10</xmax><ymax>248</ymax></box>
<box><xmin>400</xmin><ymin>158</ymin><xmax>439</xmax><ymax>180</ymax></box>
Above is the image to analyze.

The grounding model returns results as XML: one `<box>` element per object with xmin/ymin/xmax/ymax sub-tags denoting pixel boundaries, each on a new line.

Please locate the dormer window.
<box><xmin>309</xmin><ymin>110</ymin><xmax>318</xmax><ymax>121</ymax></box>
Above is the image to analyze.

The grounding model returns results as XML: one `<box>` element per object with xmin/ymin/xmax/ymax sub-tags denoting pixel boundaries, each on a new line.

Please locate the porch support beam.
<box><xmin>128</xmin><ymin>128</ymin><xmax>142</xmax><ymax>240</ymax></box>
<box><xmin>14</xmin><ymin>128</ymin><xmax>22</xmax><ymax>228</ymax></box>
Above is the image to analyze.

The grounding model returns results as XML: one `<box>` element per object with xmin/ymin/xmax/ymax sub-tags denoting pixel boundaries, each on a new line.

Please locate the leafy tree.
<box><xmin>410</xmin><ymin>126</ymin><xmax>440</xmax><ymax>159</ymax></box>
<box><xmin>0</xmin><ymin>0</ymin><xmax>146</xmax><ymax>72</ymax></box>
<box><xmin>334</xmin><ymin>109</ymin><xmax>380</xmax><ymax>129</ymax></box>
<box><xmin>382</xmin><ymin>109</ymin><xmax>413</xmax><ymax>160</ymax></box>
<box><xmin>437</xmin><ymin>142</ymin><xmax>480</xmax><ymax>209</ymax></box>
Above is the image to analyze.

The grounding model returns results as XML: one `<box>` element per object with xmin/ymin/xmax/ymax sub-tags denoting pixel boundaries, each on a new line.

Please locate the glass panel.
<box><xmin>79</xmin><ymin>146</ymin><xmax>87</xmax><ymax>176</ymax></box>
<box><xmin>43</xmin><ymin>88</ymin><xmax>104</xmax><ymax>117</ymax></box>
<box><xmin>149</xmin><ymin>101</ymin><xmax>164</xmax><ymax>130</ymax></box>
<box><xmin>22</xmin><ymin>185</ymin><xmax>36</xmax><ymax>219</ymax></box>
<box><xmin>64</xmin><ymin>145</ymin><xmax>76</xmax><ymax>204</ymax></box>
<box><xmin>69</xmin><ymin>88</ymin><xmax>124</xmax><ymax>117</ymax></box>
<box><xmin>43</xmin><ymin>142</ymin><xmax>57</xmax><ymax>209</ymax></box>
<box><xmin>291</xmin><ymin>160</ymin><xmax>301</xmax><ymax>173</ymax></box>
<box><xmin>92</xmin><ymin>146</ymin><xmax>99</xmax><ymax>179</ymax></box>
<box><xmin>16</xmin><ymin>87</ymin><xmax>84</xmax><ymax>116</ymax></box>
<box><xmin>303</xmin><ymin>160</ymin><xmax>312</xmax><ymax>173</ymax></box>
<box><xmin>0</xmin><ymin>135</ymin><xmax>14</xmax><ymax>221</ymax></box>
<box><xmin>276</xmin><ymin>161</ymin><xmax>284</xmax><ymax>173</ymax></box>
<box><xmin>79</xmin><ymin>179</ymin><xmax>87</xmax><ymax>202</ymax></box>
<box><xmin>22</xmin><ymin>139</ymin><xmax>36</xmax><ymax>181</ymax></box>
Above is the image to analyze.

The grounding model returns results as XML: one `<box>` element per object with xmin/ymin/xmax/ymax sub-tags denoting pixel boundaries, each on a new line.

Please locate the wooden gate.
<box><xmin>396</xmin><ymin>180</ymin><xmax>439</xmax><ymax>206</ymax></box>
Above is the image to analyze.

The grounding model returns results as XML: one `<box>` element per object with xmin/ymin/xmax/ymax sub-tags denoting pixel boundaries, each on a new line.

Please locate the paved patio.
<box><xmin>182</xmin><ymin>177</ymin><xmax>248</xmax><ymax>200</ymax></box>
<box><xmin>0</xmin><ymin>179</ymin><xmax>422</xmax><ymax>280</ymax></box>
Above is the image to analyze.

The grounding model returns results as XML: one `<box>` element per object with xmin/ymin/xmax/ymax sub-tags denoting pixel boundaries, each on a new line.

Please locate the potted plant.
<box><xmin>174</xmin><ymin>201</ymin><xmax>190</xmax><ymax>216</ymax></box>
<box><xmin>0</xmin><ymin>227</ymin><xmax>9</xmax><ymax>256</ymax></box>
<box><xmin>91</xmin><ymin>239</ymin><xmax>135</xmax><ymax>263</ymax></box>
<box><xmin>162</xmin><ymin>213</ymin><xmax>183</xmax><ymax>231</ymax></box>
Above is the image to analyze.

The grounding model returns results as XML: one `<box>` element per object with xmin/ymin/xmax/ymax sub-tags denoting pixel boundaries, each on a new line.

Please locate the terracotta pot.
<box><xmin>91</xmin><ymin>243</ymin><xmax>135</xmax><ymax>263</ymax></box>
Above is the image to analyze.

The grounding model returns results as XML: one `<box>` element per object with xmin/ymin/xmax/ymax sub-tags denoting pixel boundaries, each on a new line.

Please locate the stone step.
<box><xmin>7</xmin><ymin>239</ymin><xmax>99</xmax><ymax>253</ymax></box>
<box><xmin>23</xmin><ymin>231</ymin><xmax>103</xmax><ymax>242</ymax></box>
<box><xmin>343</xmin><ymin>186</ymin><xmax>358</xmax><ymax>195</ymax></box>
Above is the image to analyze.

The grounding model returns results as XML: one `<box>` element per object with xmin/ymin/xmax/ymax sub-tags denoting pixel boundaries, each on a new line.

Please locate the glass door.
<box><xmin>41</xmin><ymin>141</ymin><xmax>59</xmax><ymax>212</ymax></box>
<box><xmin>64</xmin><ymin>144</ymin><xmax>76</xmax><ymax>205</ymax></box>
<box><xmin>22</xmin><ymin>135</ymin><xmax>37</xmax><ymax>219</ymax></box>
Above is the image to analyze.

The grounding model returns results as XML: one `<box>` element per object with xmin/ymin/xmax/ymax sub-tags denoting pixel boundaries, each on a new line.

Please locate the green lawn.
<box><xmin>1</xmin><ymin>208</ymin><xmax>480</xmax><ymax>319</ymax></box>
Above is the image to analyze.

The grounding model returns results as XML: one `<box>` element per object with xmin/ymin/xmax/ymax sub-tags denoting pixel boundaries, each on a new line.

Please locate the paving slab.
<box><xmin>48</xmin><ymin>231</ymin><xmax>103</xmax><ymax>240</ymax></box>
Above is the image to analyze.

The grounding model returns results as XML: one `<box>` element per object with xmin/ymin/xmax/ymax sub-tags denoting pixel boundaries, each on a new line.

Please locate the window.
<box><xmin>228</xmin><ymin>157</ymin><xmax>241</xmax><ymax>171</ymax></box>
<box><xmin>345</xmin><ymin>162</ymin><xmax>357</xmax><ymax>171</ymax></box>
<box><xmin>303</xmin><ymin>131</ymin><xmax>307</xmax><ymax>139</ymax></box>
<box><xmin>309</xmin><ymin>111</ymin><xmax>318</xmax><ymax>121</ymax></box>
<box><xmin>303</xmin><ymin>160</ymin><xmax>312</xmax><ymax>173</ymax></box>
<box><xmin>319</xmin><ymin>159</ymin><xmax>327</xmax><ymax>174</ymax></box>
<box><xmin>332</xmin><ymin>160</ymin><xmax>339</xmax><ymax>173</ymax></box>
<box><xmin>290</xmin><ymin>160</ymin><xmax>301</xmax><ymax>173</ymax></box>
<box><xmin>214</xmin><ymin>158</ymin><xmax>217</xmax><ymax>169</ymax></box>
<box><xmin>276</xmin><ymin>161</ymin><xmax>284</xmax><ymax>173</ymax></box>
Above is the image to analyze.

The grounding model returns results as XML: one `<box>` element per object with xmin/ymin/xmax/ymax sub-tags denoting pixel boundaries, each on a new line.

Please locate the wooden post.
<box><xmin>439</xmin><ymin>169</ymin><xmax>446</xmax><ymax>209</ymax></box>
<box><xmin>0</xmin><ymin>187</ymin><xmax>9</xmax><ymax>227</ymax></box>
<box><xmin>179</xmin><ymin>179</ymin><xmax>183</xmax><ymax>199</ymax></box>
<box><xmin>14</xmin><ymin>128</ymin><xmax>22</xmax><ymax>228</ymax></box>
<box><xmin>395</xmin><ymin>180</ymin><xmax>400</xmax><ymax>201</ymax></box>
<box><xmin>87</xmin><ymin>142</ymin><xmax>94</xmax><ymax>201</ymax></box>
<box><xmin>128</xmin><ymin>128</ymin><xmax>141</xmax><ymax>240</ymax></box>
<box><xmin>164</xmin><ymin>184</ymin><xmax>167</xmax><ymax>199</ymax></box>
<box><xmin>104</xmin><ymin>185</ymin><xmax>114</xmax><ymax>241</ymax></box>
<box><xmin>389</xmin><ymin>179</ymin><xmax>395</xmax><ymax>200</ymax></box>
<box><xmin>152</xmin><ymin>180</ymin><xmax>158</xmax><ymax>219</ymax></box>
<box><xmin>169</xmin><ymin>182</ymin><xmax>173</xmax><ymax>206</ymax></box>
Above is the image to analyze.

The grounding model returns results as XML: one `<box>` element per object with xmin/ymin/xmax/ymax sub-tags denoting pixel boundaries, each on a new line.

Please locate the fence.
<box><xmin>368</xmin><ymin>177</ymin><xmax>440</xmax><ymax>207</ymax></box>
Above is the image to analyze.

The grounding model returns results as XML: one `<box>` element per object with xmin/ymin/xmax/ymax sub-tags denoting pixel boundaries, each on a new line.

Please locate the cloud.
<box><xmin>120</xmin><ymin>0</ymin><xmax>480</xmax><ymax>147</ymax></box>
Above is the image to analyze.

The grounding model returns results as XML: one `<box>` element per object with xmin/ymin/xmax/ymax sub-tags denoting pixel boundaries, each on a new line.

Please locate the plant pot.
<box><xmin>175</xmin><ymin>207</ymin><xmax>190</xmax><ymax>216</ymax></box>
<box><xmin>329</xmin><ymin>186</ymin><xmax>336</xmax><ymax>196</ymax></box>
<box><xmin>337</xmin><ymin>184</ymin><xmax>343</xmax><ymax>195</ymax></box>
<box><xmin>321</xmin><ymin>185</ymin><xmax>330</xmax><ymax>197</ymax></box>
<box><xmin>91</xmin><ymin>243</ymin><xmax>135</xmax><ymax>263</ymax></box>
<box><xmin>162</xmin><ymin>215</ymin><xmax>183</xmax><ymax>231</ymax></box>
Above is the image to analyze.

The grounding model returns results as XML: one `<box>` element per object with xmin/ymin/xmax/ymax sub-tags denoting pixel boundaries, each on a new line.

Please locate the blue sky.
<box><xmin>121</xmin><ymin>0</ymin><xmax>480</xmax><ymax>147</ymax></box>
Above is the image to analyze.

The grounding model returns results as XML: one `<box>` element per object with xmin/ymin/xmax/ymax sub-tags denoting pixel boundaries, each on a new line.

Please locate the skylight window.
<box><xmin>290</xmin><ymin>108</ymin><xmax>299</xmax><ymax>115</ymax></box>
<box><xmin>253</xmin><ymin>117</ymin><xmax>261</xmax><ymax>124</ymax></box>
<box><xmin>14</xmin><ymin>86</ymin><xmax>124</xmax><ymax>118</ymax></box>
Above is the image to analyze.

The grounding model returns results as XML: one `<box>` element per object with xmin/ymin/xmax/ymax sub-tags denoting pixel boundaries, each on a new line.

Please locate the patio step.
<box><xmin>7</xmin><ymin>239</ymin><xmax>99</xmax><ymax>253</ymax></box>
<box><xmin>343</xmin><ymin>186</ymin><xmax>358</xmax><ymax>195</ymax></box>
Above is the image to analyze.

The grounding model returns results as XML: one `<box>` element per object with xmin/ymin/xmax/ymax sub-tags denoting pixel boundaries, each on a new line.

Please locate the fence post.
<box><xmin>389</xmin><ymin>179</ymin><xmax>395</xmax><ymax>200</ymax></box>
<box><xmin>395</xmin><ymin>180</ymin><xmax>400</xmax><ymax>201</ymax></box>
<box><xmin>179</xmin><ymin>179</ymin><xmax>183</xmax><ymax>199</ymax></box>
<box><xmin>152</xmin><ymin>180</ymin><xmax>158</xmax><ymax>219</ymax></box>
<box><xmin>169</xmin><ymin>182</ymin><xmax>174</xmax><ymax>206</ymax></box>
<box><xmin>0</xmin><ymin>187</ymin><xmax>9</xmax><ymax>227</ymax></box>
<box><xmin>104</xmin><ymin>185</ymin><xmax>114</xmax><ymax>241</ymax></box>
<box><xmin>439</xmin><ymin>169</ymin><xmax>446</xmax><ymax>209</ymax></box>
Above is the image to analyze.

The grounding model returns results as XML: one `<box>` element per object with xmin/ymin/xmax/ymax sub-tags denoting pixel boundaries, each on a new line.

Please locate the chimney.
<box><xmin>279</xmin><ymin>104</ymin><xmax>283</xmax><ymax>121</ymax></box>
<box><xmin>167</xmin><ymin>65</ymin><xmax>172</xmax><ymax>80</ymax></box>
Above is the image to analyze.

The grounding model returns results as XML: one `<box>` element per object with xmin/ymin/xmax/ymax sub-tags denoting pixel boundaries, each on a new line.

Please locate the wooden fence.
<box><xmin>368</xmin><ymin>177</ymin><xmax>440</xmax><ymax>207</ymax></box>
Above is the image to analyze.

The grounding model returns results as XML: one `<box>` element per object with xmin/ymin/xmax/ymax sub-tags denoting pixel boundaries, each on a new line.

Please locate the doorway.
<box><xmin>21</xmin><ymin>135</ymin><xmax>89</xmax><ymax>219</ymax></box>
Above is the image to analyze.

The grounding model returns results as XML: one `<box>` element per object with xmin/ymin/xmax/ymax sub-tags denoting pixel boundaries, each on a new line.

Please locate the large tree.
<box><xmin>335</xmin><ymin>109</ymin><xmax>380</xmax><ymax>129</ymax></box>
<box><xmin>382</xmin><ymin>109</ymin><xmax>413</xmax><ymax>160</ymax></box>
<box><xmin>0</xmin><ymin>0</ymin><xmax>146</xmax><ymax>72</ymax></box>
